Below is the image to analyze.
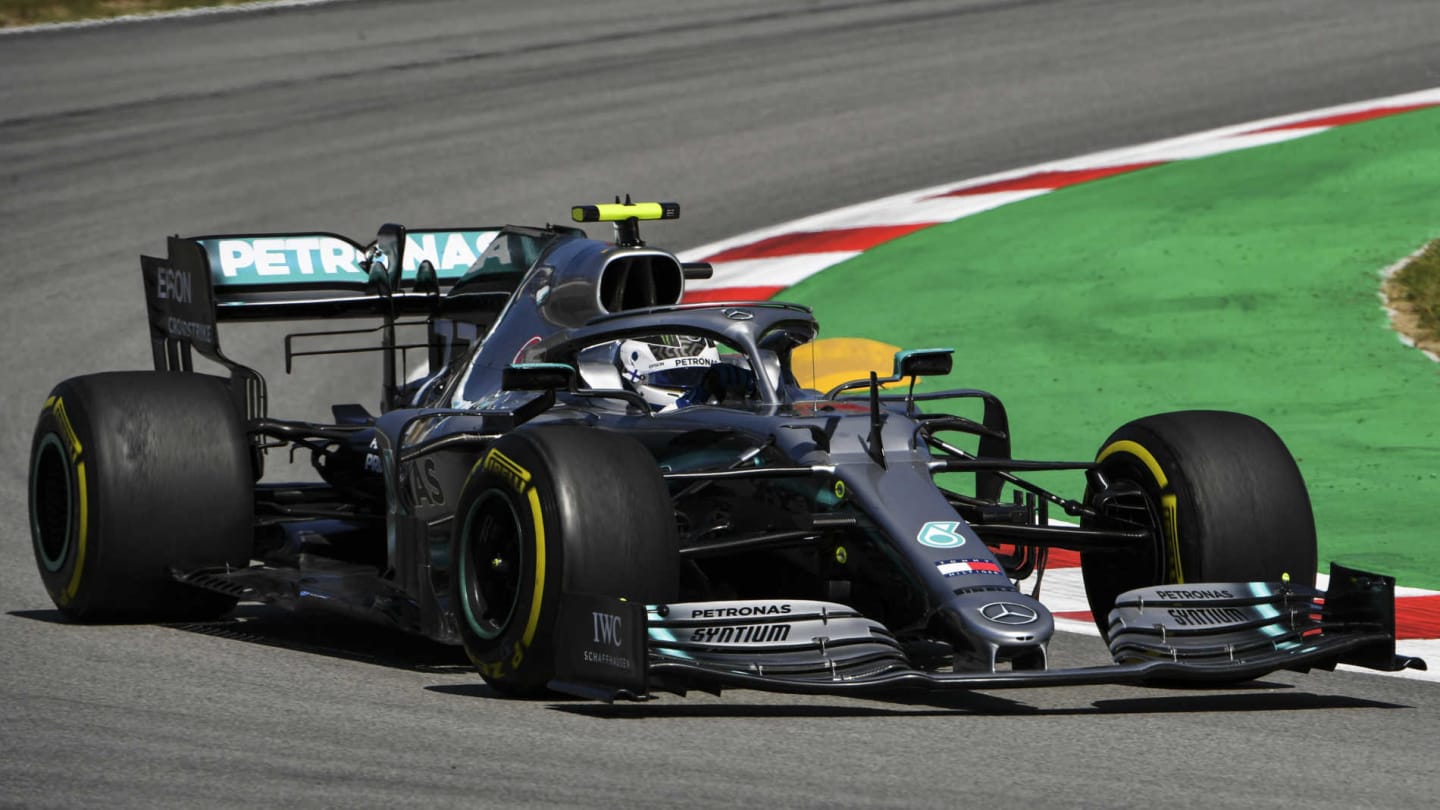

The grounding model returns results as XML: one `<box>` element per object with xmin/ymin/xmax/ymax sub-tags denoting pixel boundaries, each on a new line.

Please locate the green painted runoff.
<box><xmin>787</xmin><ymin>106</ymin><xmax>1440</xmax><ymax>589</ymax></box>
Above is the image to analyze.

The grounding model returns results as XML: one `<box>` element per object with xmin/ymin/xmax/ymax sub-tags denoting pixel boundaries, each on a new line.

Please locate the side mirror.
<box><xmin>894</xmin><ymin>348</ymin><xmax>954</xmax><ymax>378</ymax></box>
<box><xmin>376</xmin><ymin>222</ymin><xmax>407</xmax><ymax>291</ymax></box>
<box><xmin>502</xmin><ymin>362</ymin><xmax>578</xmax><ymax>392</ymax></box>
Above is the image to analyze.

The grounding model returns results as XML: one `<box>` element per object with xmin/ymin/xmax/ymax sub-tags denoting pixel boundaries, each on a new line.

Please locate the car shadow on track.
<box><xmin>548</xmin><ymin>692</ymin><xmax>1034</xmax><ymax>718</ymax></box>
<box><xmin>546</xmin><ymin>689</ymin><xmax>1411</xmax><ymax>719</ymax></box>
<box><xmin>8</xmin><ymin>605</ymin><xmax>473</xmax><ymax>674</ymax></box>
<box><xmin>164</xmin><ymin>605</ymin><xmax>474</xmax><ymax>673</ymax></box>
<box><xmin>9</xmin><ymin>609</ymin><xmax>68</xmax><ymax>624</ymax></box>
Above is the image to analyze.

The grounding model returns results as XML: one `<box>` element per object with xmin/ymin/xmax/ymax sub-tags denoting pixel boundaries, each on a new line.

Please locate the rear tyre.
<box><xmin>29</xmin><ymin>372</ymin><xmax>253</xmax><ymax>621</ymax></box>
<box><xmin>1080</xmin><ymin>410</ymin><xmax>1317</xmax><ymax>638</ymax></box>
<box><xmin>451</xmin><ymin>425</ymin><xmax>679</xmax><ymax>697</ymax></box>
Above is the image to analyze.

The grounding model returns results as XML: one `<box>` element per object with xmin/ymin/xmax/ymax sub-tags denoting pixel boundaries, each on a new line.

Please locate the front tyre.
<box><xmin>451</xmin><ymin>426</ymin><xmax>679</xmax><ymax>696</ymax></box>
<box><xmin>1080</xmin><ymin>410</ymin><xmax>1317</xmax><ymax>638</ymax></box>
<box><xmin>29</xmin><ymin>372</ymin><xmax>253</xmax><ymax>621</ymax></box>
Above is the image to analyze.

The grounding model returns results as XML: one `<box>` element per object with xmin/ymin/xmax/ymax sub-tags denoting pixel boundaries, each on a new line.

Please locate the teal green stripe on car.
<box><xmin>197</xmin><ymin>230</ymin><xmax>499</xmax><ymax>286</ymax></box>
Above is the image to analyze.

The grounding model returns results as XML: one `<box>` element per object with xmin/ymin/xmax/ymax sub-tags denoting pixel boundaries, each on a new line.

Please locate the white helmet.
<box><xmin>617</xmin><ymin>335</ymin><xmax>720</xmax><ymax>411</ymax></box>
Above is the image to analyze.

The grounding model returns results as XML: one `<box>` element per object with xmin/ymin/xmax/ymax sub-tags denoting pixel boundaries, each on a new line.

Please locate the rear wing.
<box><xmin>144</xmin><ymin>228</ymin><xmax>498</xmax><ymax>319</ymax></box>
<box><xmin>140</xmin><ymin>227</ymin><xmax>508</xmax><ymax>421</ymax></box>
<box><xmin>142</xmin><ymin>227</ymin><xmax>505</xmax><ymax>357</ymax></box>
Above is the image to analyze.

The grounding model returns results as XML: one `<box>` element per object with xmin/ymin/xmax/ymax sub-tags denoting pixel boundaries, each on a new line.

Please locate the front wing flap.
<box><xmin>549</xmin><ymin>564</ymin><xmax>1425</xmax><ymax>702</ymax></box>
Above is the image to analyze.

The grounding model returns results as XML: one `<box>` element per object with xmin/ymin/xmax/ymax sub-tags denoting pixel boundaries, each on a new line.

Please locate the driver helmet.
<box><xmin>617</xmin><ymin>335</ymin><xmax>720</xmax><ymax>411</ymax></box>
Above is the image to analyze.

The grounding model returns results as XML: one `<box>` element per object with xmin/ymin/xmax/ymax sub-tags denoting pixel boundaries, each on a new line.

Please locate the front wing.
<box><xmin>549</xmin><ymin>564</ymin><xmax>1425</xmax><ymax>702</ymax></box>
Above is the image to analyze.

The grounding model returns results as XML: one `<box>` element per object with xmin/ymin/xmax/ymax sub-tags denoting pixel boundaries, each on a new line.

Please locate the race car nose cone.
<box><xmin>943</xmin><ymin>591</ymin><xmax>1054</xmax><ymax>671</ymax></box>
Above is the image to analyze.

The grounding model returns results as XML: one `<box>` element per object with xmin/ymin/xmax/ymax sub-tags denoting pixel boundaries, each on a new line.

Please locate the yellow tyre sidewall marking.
<box><xmin>1097</xmin><ymin>439</ymin><xmax>1184</xmax><ymax>584</ymax></box>
<box><xmin>469</xmin><ymin>447</ymin><xmax>549</xmax><ymax>674</ymax></box>
<box><xmin>64</xmin><ymin>460</ymin><xmax>89</xmax><ymax>603</ymax></box>
<box><xmin>41</xmin><ymin>396</ymin><xmax>90</xmax><ymax>605</ymax></box>
<box><xmin>521</xmin><ymin>486</ymin><xmax>546</xmax><ymax>649</ymax></box>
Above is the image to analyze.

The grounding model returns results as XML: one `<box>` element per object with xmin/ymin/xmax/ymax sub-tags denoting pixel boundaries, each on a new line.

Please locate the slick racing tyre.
<box><xmin>29</xmin><ymin>372</ymin><xmax>253</xmax><ymax>621</ymax></box>
<box><xmin>451</xmin><ymin>425</ymin><xmax>679</xmax><ymax>697</ymax></box>
<box><xmin>1079</xmin><ymin>410</ymin><xmax>1317</xmax><ymax>639</ymax></box>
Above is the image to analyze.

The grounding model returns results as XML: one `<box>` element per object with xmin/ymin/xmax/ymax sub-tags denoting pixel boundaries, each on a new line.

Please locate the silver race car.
<box><xmin>27</xmin><ymin>201</ymin><xmax>1424</xmax><ymax>701</ymax></box>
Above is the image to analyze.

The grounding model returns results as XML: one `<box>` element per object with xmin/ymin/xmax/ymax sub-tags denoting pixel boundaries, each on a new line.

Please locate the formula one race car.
<box><xmin>28</xmin><ymin>201</ymin><xmax>1423</xmax><ymax>700</ymax></box>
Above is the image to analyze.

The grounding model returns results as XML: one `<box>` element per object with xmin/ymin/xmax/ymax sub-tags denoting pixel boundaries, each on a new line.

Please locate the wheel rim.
<box><xmin>31</xmin><ymin>433</ymin><xmax>72</xmax><ymax>573</ymax></box>
<box><xmin>458</xmin><ymin>490</ymin><xmax>524</xmax><ymax>640</ymax></box>
<box><xmin>1090</xmin><ymin>464</ymin><xmax>1168</xmax><ymax>584</ymax></box>
<box><xmin>1124</xmin><ymin>480</ymin><xmax>1167</xmax><ymax>584</ymax></box>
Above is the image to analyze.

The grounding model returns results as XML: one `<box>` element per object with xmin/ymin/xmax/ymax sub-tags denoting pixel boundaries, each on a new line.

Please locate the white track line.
<box><xmin>0</xmin><ymin>0</ymin><xmax>355</xmax><ymax>36</ymax></box>
<box><xmin>680</xmin><ymin>87</ymin><xmax>1440</xmax><ymax>269</ymax></box>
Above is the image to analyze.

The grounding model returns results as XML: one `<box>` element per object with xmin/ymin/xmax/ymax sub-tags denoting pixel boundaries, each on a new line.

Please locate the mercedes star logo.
<box><xmin>981</xmin><ymin>601</ymin><xmax>1039</xmax><ymax>625</ymax></box>
<box><xmin>721</xmin><ymin>308</ymin><xmax>754</xmax><ymax>321</ymax></box>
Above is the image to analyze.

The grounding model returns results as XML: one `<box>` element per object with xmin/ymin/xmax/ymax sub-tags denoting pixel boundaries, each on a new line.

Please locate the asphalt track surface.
<box><xmin>3</xmin><ymin>1</ymin><xmax>1440</xmax><ymax>807</ymax></box>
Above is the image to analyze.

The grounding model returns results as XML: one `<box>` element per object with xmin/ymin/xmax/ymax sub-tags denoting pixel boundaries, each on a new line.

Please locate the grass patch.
<box><xmin>786</xmin><ymin>104</ymin><xmax>1440</xmax><ymax>586</ymax></box>
<box><xmin>1388</xmin><ymin>239</ymin><xmax>1440</xmax><ymax>348</ymax></box>
<box><xmin>0</xmin><ymin>0</ymin><xmax>253</xmax><ymax>26</ymax></box>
